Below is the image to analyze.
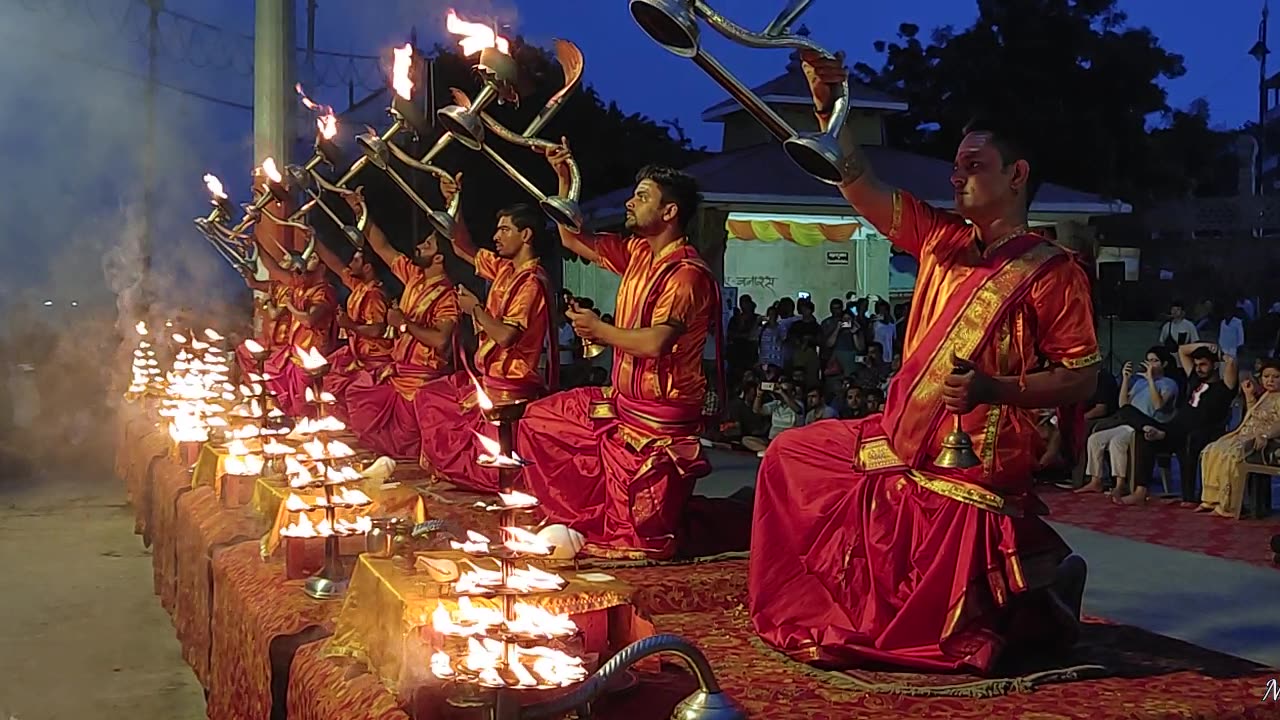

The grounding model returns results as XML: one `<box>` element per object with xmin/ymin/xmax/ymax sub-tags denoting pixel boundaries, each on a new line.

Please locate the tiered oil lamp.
<box><xmin>470</xmin><ymin>380</ymin><xmax>529</xmax><ymax>494</ymax></box>
<box><xmin>429</xmin><ymin>489</ymin><xmax>586</xmax><ymax>712</ymax></box>
<box><xmin>278</xmin><ymin>440</ymin><xmax>370</xmax><ymax>599</ymax></box>
<box><xmin>125</xmin><ymin>321</ymin><xmax>164</xmax><ymax>400</ymax></box>
<box><xmin>294</xmin><ymin>345</ymin><xmax>332</xmax><ymax>420</ymax></box>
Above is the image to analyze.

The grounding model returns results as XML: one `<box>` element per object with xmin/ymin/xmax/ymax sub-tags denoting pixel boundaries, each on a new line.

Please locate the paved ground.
<box><xmin>0</xmin><ymin>445</ymin><xmax>1274</xmax><ymax>720</ymax></box>
<box><xmin>0</xmin><ymin>464</ymin><xmax>205</xmax><ymax>720</ymax></box>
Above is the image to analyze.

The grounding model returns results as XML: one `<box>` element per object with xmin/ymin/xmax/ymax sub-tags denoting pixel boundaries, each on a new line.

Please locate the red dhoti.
<box><xmin>516</xmin><ymin>387</ymin><xmax>710</xmax><ymax>560</ymax></box>
<box><xmin>344</xmin><ymin>363</ymin><xmax>439</xmax><ymax>461</ymax></box>
<box><xmin>415</xmin><ymin>372</ymin><xmax>494</xmax><ymax>491</ymax></box>
<box><xmin>263</xmin><ymin>347</ymin><xmax>313</xmax><ymax>418</ymax></box>
<box><xmin>322</xmin><ymin>346</ymin><xmax>384</xmax><ymax>420</ymax></box>
<box><xmin>748</xmin><ymin>416</ymin><xmax>1073</xmax><ymax>674</ymax></box>
<box><xmin>416</xmin><ymin>373</ymin><xmax>546</xmax><ymax>493</ymax></box>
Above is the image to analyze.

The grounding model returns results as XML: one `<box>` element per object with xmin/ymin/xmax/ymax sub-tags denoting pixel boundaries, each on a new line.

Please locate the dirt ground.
<box><xmin>0</xmin><ymin>461</ymin><xmax>204</xmax><ymax>720</ymax></box>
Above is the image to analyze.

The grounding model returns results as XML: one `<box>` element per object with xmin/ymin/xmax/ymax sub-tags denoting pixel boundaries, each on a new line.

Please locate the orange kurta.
<box><xmin>386</xmin><ymin>256</ymin><xmax>458</xmax><ymax>397</ymax></box>
<box><xmin>887</xmin><ymin>192</ymin><xmax>1100</xmax><ymax>485</ymax></box>
<box><xmin>596</xmin><ymin>234</ymin><xmax>715</xmax><ymax>414</ymax></box>
<box><xmin>266</xmin><ymin>282</ymin><xmax>292</xmax><ymax>348</ymax></box>
<box><xmin>284</xmin><ymin>274</ymin><xmax>338</xmax><ymax>355</ymax></box>
<box><xmin>472</xmin><ymin>249</ymin><xmax>552</xmax><ymax>401</ymax></box>
<box><xmin>515</xmin><ymin>234</ymin><xmax>718</xmax><ymax>559</ymax></box>
<box><xmin>337</xmin><ymin>270</ymin><xmax>392</xmax><ymax>365</ymax></box>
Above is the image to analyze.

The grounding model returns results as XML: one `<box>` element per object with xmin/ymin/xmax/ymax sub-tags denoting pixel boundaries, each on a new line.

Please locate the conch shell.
<box><xmin>536</xmin><ymin>524</ymin><xmax>585</xmax><ymax>560</ymax></box>
<box><xmin>416</xmin><ymin>555</ymin><xmax>459</xmax><ymax>582</ymax></box>
<box><xmin>361</xmin><ymin>456</ymin><xmax>396</xmax><ymax>482</ymax></box>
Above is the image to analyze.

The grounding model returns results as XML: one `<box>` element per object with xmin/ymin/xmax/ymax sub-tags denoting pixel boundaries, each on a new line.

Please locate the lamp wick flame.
<box><xmin>391</xmin><ymin>43</ymin><xmax>414</xmax><ymax>100</ymax></box>
<box><xmin>446</xmin><ymin>9</ymin><xmax>511</xmax><ymax>56</ymax></box>
<box><xmin>296</xmin><ymin>83</ymin><xmax>338</xmax><ymax>140</ymax></box>
<box><xmin>261</xmin><ymin>157</ymin><xmax>283</xmax><ymax>184</ymax></box>
<box><xmin>203</xmin><ymin>173</ymin><xmax>227</xmax><ymax>200</ymax></box>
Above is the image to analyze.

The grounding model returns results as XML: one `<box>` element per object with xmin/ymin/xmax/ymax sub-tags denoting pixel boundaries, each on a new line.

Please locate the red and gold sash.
<box><xmin>881</xmin><ymin>235</ymin><xmax>1067</xmax><ymax>468</ymax></box>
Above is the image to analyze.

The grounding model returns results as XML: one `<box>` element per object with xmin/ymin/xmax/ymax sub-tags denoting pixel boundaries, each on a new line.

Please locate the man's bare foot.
<box><xmin>1117</xmin><ymin>487</ymin><xmax>1148</xmax><ymax>505</ymax></box>
<box><xmin>1075</xmin><ymin>479</ymin><xmax>1104</xmax><ymax>494</ymax></box>
<box><xmin>1193</xmin><ymin>503</ymin><xmax>1216</xmax><ymax>513</ymax></box>
<box><xmin>1143</xmin><ymin>425</ymin><xmax>1166</xmax><ymax>442</ymax></box>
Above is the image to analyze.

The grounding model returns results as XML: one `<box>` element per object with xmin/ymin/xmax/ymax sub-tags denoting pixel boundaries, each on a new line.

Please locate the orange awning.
<box><xmin>726</xmin><ymin>219</ymin><xmax>862</xmax><ymax>247</ymax></box>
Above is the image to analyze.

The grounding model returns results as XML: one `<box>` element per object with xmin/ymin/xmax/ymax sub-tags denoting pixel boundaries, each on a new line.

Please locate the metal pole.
<box><xmin>306</xmin><ymin>0</ymin><xmax>318</xmax><ymax>71</ymax></box>
<box><xmin>1259</xmin><ymin>1</ymin><xmax>1270</xmax><ymax>197</ymax></box>
<box><xmin>253</xmin><ymin>0</ymin><xmax>297</xmax><ymax>168</ymax></box>
<box><xmin>142</xmin><ymin>0</ymin><xmax>162</xmax><ymax>312</ymax></box>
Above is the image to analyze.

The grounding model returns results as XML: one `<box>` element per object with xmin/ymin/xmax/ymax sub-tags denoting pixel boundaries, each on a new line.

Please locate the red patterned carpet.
<box><xmin>1041</xmin><ymin>486</ymin><xmax>1280</xmax><ymax>569</ymax></box>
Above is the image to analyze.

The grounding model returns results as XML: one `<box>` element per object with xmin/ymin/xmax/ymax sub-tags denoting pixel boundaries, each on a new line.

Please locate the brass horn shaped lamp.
<box><xmin>934</xmin><ymin>362</ymin><xmax>981</xmax><ymax>470</ymax></box>
<box><xmin>433</xmin><ymin>40</ymin><xmax>587</xmax><ymax>233</ymax></box>
<box><xmin>628</xmin><ymin>0</ymin><xmax>850</xmax><ymax>184</ymax></box>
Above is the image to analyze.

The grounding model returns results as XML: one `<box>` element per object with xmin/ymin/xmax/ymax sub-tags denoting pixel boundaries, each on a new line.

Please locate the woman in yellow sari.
<box><xmin>1198</xmin><ymin>360</ymin><xmax>1280</xmax><ymax>517</ymax></box>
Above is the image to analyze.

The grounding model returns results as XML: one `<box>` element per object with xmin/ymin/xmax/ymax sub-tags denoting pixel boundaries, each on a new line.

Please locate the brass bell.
<box><xmin>935</xmin><ymin>415</ymin><xmax>981</xmax><ymax>469</ymax></box>
<box><xmin>581</xmin><ymin>337</ymin><xmax>608</xmax><ymax>359</ymax></box>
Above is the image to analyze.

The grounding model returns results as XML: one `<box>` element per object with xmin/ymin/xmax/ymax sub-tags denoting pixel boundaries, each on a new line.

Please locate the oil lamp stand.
<box><xmin>303</xmin><ymin>482</ymin><xmax>349</xmax><ymax>600</ymax></box>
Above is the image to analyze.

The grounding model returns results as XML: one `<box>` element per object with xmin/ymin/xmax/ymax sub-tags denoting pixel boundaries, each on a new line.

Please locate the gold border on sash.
<box><xmin>857</xmin><ymin>437</ymin><xmax>903</xmax><ymax>472</ymax></box>
<box><xmin>1061</xmin><ymin>350</ymin><xmax>1102</xmax><ymax>369</ymax></box>
<box><xmin>900</xmin><ymin>243</ymin><xmax>1063</xmax><ymax>434</ymax></box>
<box><xmin>907</xmin><ymin>470</ymin><xmax>1023</xmax><ymax>518</ymax></box>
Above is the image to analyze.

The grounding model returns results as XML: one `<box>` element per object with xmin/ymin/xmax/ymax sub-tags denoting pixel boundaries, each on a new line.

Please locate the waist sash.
<box><xmin>881</xmin><ymin>235</ymin><xmax>1067</xmax><ymax>468</ymax></box>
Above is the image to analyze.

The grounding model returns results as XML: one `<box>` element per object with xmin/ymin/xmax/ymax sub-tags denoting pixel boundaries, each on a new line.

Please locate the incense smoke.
<box><xmin>0</xmin><ymin>1</ymin><xmax>247</xmax><ymax>469</ymax></box>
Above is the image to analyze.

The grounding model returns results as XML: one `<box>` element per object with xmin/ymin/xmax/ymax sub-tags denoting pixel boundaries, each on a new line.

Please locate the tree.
<box><xmin>851</xmin><ymin>0</ymin><xmax>1208</xmax><ymax>204</ymax></box>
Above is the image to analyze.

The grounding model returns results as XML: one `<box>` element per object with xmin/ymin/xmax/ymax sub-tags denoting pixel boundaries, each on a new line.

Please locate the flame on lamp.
<box><xmin>473</xmin><ymin>378</ymin><xmax>494</xmax><ymax>412</ymax></box>
<box><xmin>204</xmin><ymin>328</ymin><xmax>224</xmax><ymax>342</ymax></box>
<box><xmin>446</xmin><ymin>9</ymin><xmax>511</xmax><ymax>56</ymax></box>
<box><xmin>295</xmin><ymin>83</ymin><xmax>339</xmax><ymax>140</ymax></box>
<box><xmin>243</xmin><ymin>338</ymin><xmax>265</xmax><ymax>355</ymax></box>
<box><xmin>391</xmin><ymin>43</ymin><xmax>414</xmax><ymax>100</ymax></box>
<box><xmin>204</xmin><ymin>173</ymin><xmax>228</xmax><ymax>200</ymax></box>
<box><xmin>261</xmin><ymin>157</ymin><xmax>284</xmax><ymax>184</ymax></box>
<box><xmin>135</xmin><ymin>321</ymin><xmax>148</xmax><ymax>336</ymax></box>
<box><xmin>295</xmin><ymin>345</ymin><xmax>329</xmax><ymax>371</ymax></box>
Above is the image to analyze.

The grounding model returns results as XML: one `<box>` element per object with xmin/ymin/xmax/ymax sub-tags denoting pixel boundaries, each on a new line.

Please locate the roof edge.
<box><xmin>586</xmin><ymin>192</ymin><xmax>1131</xmax><ymax>227</ymax></box>
<box><xmin>701</xmin><ymin>94</ymin><xmax>909</xmax><ymax>122</ymax></box>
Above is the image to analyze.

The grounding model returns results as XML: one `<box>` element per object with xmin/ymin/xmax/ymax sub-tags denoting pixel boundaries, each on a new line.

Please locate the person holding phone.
<box><xmin>822</xmin><ymin>298</ymin><xmax>863</xmax><ymax>375</ymax></box>
<box><xmin>1078</xmin><ymin>347</ymin><xmax>1178</xmax><ymax>498</ymax></box>
<box><xmin>741</xmin><ymin>379</ymin><xmax>803</xmax><ymax>457</ymax></box>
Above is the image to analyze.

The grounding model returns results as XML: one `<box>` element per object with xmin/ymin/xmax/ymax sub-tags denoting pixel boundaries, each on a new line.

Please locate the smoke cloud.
<box><xmin>0</xmin><ymin>0</ymin><xmax>249</xmax><ymax>469</ymax></box>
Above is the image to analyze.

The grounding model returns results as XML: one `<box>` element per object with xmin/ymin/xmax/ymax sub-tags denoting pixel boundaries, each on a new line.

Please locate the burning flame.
<box><xmin>204</xmin><ymin>173</ymin><xmax>227</xmax><ymax>199</ymax></box>
<box><xmin>498</xmin><ymin>490</ymin><xmax>539</xmax><ymax>509</ymax></box>
<box><xmin>243</xmin><ymin>338</ymin><xmax>265</xmax><ymax>355</ymax></box>
<box><xmin>295</xmin><ymin>345</ymin><xmax>329</xmax><ymax>371</ymax></box>
<box><xmin>502</xmin><ymin>526</ymin><xmax>553</xmax><ymax>556</ymax></box>
<box><xmin>446</xmin><ymin>10</ymin><xmax>511</xmax><ymax>56</ymax></box>
<box><xmin>172</xmin><ymin>333</ymin><xmax>188</xmax><ymax>344</ymax></box>
<box><xmin>261</xmin><ymin>157</ymin><xmax>283</xmax><ymax>184</ymax></box>
<box><xmin>473</xmin><ymin>378</ymin><xmax>494</xmax><ymax>412</ymax></box>
<box><xmin>204</xmin><ymin>328</ymin><xmax>224</xmax><ymax>342</ymax></box>
<box><xmin>224</xmin><ymin>453</ymin><xmax>265</xmax><ymax>477</ymax></box>
<box><xmin>450</xmin><ymin>530</ymin><xmax>491</xmax><ymax>554</ymax></box>
<box><xmin>280</xmin><ymin>514</ymin><xmax>372</xmax><ymax>538</ymax></box>
<box><xmin>295</xmin><ymin>83</ymin><xmax>338</xmax><ymax>140</ymax></box>
<box><xmin>391</xmin><ymin>43</ymin><xmax>414</xmax><ymax>100</ymax></box>
<box><xmin>474</xmin><ymin>431</ymin><xmax>524</xmax><ymax>468</ymax></box>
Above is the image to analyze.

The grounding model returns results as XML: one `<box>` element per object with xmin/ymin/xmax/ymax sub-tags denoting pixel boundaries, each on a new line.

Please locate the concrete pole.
<box><xmin>253</xmin><ymin>0</ymin><xmax>296</xmax><ymax>168</ymax></box>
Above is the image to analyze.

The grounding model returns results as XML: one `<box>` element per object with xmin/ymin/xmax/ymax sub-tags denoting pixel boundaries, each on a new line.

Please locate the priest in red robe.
<box><xmin>341</xmin><ymin>189</ymin><xmax>459</xmax><ymax>459</ymax></box>
<box><xmin>417</xmin><ymin>173</ymin><xmax>557</xmax><ymax>492</ymax></box>
<box><xmin>310</xmin><ymin>237</ymin><xmax>391</xmax><ymax>418</ymax></box>
<box><xmin>516</xmin><ymin>152</ymin><xmax>721</xmax><ymax>560</ymax></box>
<box><xmin>748</xmin><ymin>53</ymin><xmax>1098</xmax><ymax>675</ymax></box>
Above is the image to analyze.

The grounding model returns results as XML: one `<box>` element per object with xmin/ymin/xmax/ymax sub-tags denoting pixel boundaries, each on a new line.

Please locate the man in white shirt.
<box><xmin>1158</xmin><ymin>301</ymin><xmax>1199</xmax><ymax>350</ymax></box>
